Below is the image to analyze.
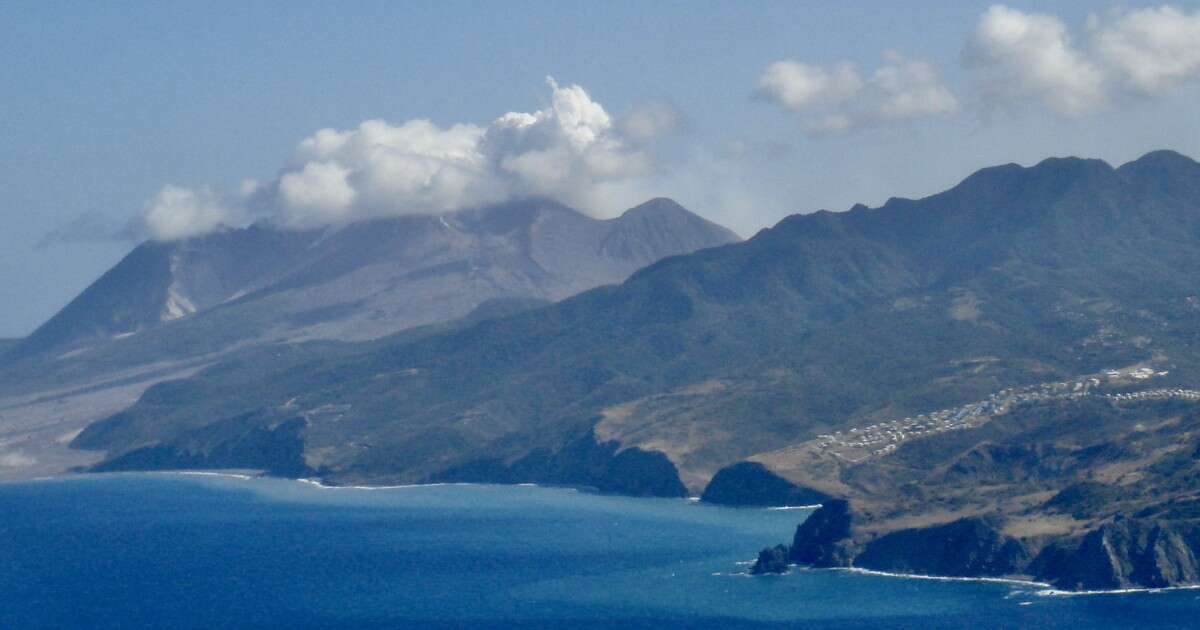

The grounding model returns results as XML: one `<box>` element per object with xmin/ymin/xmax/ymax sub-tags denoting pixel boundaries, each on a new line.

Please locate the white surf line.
<box><xmin>825</xmin><ymin>567</ymin><xmax>1200</xmax><ymax>595</ymax></box>
<box><xmin>3</xmin><ymin>474</ymin><xmax>75</xmax><ymax>484</ymax></box>
<box><xmin>833</xmin><ymin>567</ymin><xmax>1052</xmax><ymax>588</ymax></box>
<box><xmin>737</xmin><ymin>559</ymin><xmax>1200</xmax><ymax>596</ymax></box>
<box><xmin>766</xmin><ymin>504</ymin><xmax>822</xmax><ymax>511</ymax></box>
<box><xmin>1033</xmin><ymin>583</ymin><xmax>1200</xmax><ymax>597</ymax></box>
<box><xmin>729</xmin><ymin>563</ymin><xmax>1042</xmax><ymax>585</ymax></box>
<box><xmin>296</xmin><ymin>478</ymin><xmax>486</xmax><ymax>491</ymax></box>
<box><xmin>168</xmin><ymin>471</ymin><xmax>254</xmax><ymax>481</ymax></box>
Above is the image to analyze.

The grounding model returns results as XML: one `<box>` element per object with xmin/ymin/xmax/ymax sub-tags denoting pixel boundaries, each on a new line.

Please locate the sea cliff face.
<box><xmin>752</xmin><ymin>502</ymin><xmax>1200</xmax><ymax>592</ymax></box>
<box><xmin>1032</xmin><ymin>518</ymin><xmax>1200</xmax><ymax>590</ymax></box>
<box><xmin>700</xmin><ymin>462</ymin><xmax>830</xmax><ymax>507</ymax></box>
<box><xmin>789</xmin><ymin>500</ymin><xmax>855</xmax><ymax>567</ymax></box>
<box><xmin>854</xmin><ymin>517</ymin><xmax>1030</xmax><ymax>578</ymax></box>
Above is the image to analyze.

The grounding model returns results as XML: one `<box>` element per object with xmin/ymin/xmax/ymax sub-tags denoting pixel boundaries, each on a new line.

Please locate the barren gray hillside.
<box><xmin>11</xmin><ymin>198</ymin><xmax>738</xmax><ymax>360</ymax></box>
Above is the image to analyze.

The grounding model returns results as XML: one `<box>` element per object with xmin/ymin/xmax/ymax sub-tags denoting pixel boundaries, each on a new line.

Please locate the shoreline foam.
<box><xmin>837</xmin><ymin>567</ymin><xmax>1050</xmax><ymax>588</ymax></box>
<box><xmin>783</xmin><ymin>564</ymin><xmax>1200</xmax><ymax>597</ymax></box>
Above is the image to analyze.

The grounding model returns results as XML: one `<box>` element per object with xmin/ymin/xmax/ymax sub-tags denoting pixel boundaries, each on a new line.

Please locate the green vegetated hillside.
<box><xmin>76</xmin><ymin>151</ymin><xmax>1200</xmax><ymax>507</ymax></box>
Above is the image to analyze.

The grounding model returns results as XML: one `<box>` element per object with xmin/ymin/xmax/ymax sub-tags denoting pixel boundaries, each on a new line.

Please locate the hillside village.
<box><xmin>804</xmin><ymin>367</ymin><xmax>1200</xmax><ymax>462</ymax></box>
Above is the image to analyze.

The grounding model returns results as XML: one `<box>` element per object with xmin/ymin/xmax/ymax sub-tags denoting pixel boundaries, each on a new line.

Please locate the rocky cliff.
<box><xmin>754</xmin><ymin>503</ymin><xmax>1200</xmax><ymax>592</ymax></box>
<box><xmin>1032</xmin><ymin>518</ymin><xmax>1200</xmax><ymax>590</ymax></box>
<box><xmin>700</xmin><ymin>461</ymin><xmax>830</xmax><ymax>507</ymax></box>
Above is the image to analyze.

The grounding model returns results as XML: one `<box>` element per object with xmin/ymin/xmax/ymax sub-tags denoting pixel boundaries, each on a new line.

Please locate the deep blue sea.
<box><xmin>2</xmin><ymin>474</ymin><xmax>1200</xmax><ymax>629</ymax></box>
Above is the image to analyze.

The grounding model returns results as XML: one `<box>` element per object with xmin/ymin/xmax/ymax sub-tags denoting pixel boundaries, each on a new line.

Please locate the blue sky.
<box><xmin>2</xmin><ymin>1</ymin><xmax>1199</xmax><ymax>336</ymax></box>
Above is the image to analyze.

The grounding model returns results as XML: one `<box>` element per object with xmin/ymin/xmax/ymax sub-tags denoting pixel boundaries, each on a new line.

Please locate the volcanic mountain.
<box><xmin>10</xmin><ymin>197</ymin><xmax>739</xmax><ymax>360</ymax></box>
<box><xmin>0</xmin><ymin>198</ymin><xmax>737</xmax><ymax>478</ymax></box>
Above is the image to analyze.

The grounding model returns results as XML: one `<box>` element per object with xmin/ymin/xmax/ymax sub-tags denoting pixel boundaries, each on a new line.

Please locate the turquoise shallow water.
<box><xmin>2</xmin><ymin>474</ymin><xmax>1199</xmax><ymax>628</ymax></box>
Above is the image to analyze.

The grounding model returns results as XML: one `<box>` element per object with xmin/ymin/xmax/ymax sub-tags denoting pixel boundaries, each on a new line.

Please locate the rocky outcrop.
<box><xmin>752</xmin><ymin>500</ymin><xmax>854</xmax><ymax>573</ymax></box>
<box><xmin>756</xmin><ymin>501</ymin><xmax>1200</xmax><ymax>591</ymax></box>
<box><xmin>750</xmin><ymin>545</ymin><xmax>791</xmax><ymax>575</ymax></box>
<box><xmin>700</xmin><ymin>461</ymin><xmax>830</xmax><ymax>507</ymax></box>
<box><xmin>789</xmin><ymin>499</ymin><xmax>855</xmax><ymax>567</ymax></box>
<box><xmin>855</xmin><ymin>517</ymin><xmax>1030</xmax><ymax>577</ymax></box>
<box><xmin>1032</xmin><ymin>518</ymin><xmax>1200</xmax><ymax>590</ymax></box>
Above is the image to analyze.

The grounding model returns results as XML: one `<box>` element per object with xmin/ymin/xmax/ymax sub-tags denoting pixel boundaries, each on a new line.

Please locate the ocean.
<box><xmin>2</xmin><ymin>474</ymin><xmax>1198</xmax><ymax>629</ymax></box>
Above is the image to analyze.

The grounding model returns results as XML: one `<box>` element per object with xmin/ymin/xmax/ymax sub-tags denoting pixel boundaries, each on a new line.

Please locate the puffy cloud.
<box><xmin>278</xmin><ymin>162</ymin><xmax>357</xmax><ymax>228</ymax></box>
<box><xmin>965</xmin><ymin>5</ymin><xmax>1105</xmax><ymax>117</ymax></box>
<box><xmin>481</xmin><ymin>78</ymin><xmax>653</xmax><ymax>209</ymax></box>
<box><xmin>278</xmin><ymin>118</ymin><xmax>493</xmax><ymax>228</ymax></box>
<box><xmin>758</xmin><ymin>5</ymin><xmax>1198</xmax><ymax>125</ymax></box>
<box><xmin>143</xmin><ymin>77</ymin><xmax>658</xmax><ymax>239</ymax></box>
<box><xmin>757</xmin><ymin>54</ymin><xmax>957</xmax><ymax>132</ymax></box>
<box><xmin>1093</xmin><ymin>6</ymin><xmax>1200</xmax><ymax>94</ymax></box>
<box><xmin>142</xmin><ymin>185</ymin><xmax>237</xmax><ymax>241</ymax></box>
<box><xmin>964</xmin><ymin>5</ymin><xmax>1200</xmax><ymax>116</ymax></box>
<box><xmin>757</xmin><ymin>61</ymin><xmax>863</xmax><ymax>111</ymax></box>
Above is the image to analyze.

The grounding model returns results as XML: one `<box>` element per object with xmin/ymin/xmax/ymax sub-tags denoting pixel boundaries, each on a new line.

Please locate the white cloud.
<box><xmin>278</xmin><ymin>161</ymin><xmax>357</xmax><ymax>227</ymax></box>
<box><xmin>142</xmin><ymin>185</ymin><xmax>237</xmax><ymax>241</ymax></box>
<box><xmin>757</xmin><ymin>61</ymin><xmax>863</xmax><ymax>111</ymax></box>
<box><xmin>1093</xmin><ymin>6</ymin><xmax>1200</xmax><ymax>94</ymax></box>
<box><xmin>964</xmin><ymin>4</ymin><xmax>1200</xmax><ymax>116</ymax></box>
<box><xmin>758</xmin><ymin>54</ymin><xmax>957</xmax><ymax>132</ymax></box>
<box><xmin>143</xmin><ymin>77</ymin><xmax>660</xmax><ymax>239</ymax></box>
<box><xmin>965</xmin><ymin>5</ymin><xmax>1105</xmax><ymax>117</ymax></box>
<box><xmin>872</xmin><ymin>52</ymin><xmax>959</xmax><ymax>120</ymax></box>
<box><xmin>481</xmin><ymin>77</ymin><xmax>652</xmax><ymax>207</ymax></box>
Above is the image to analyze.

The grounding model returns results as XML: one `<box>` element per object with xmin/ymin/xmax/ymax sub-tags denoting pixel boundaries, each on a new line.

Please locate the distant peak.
<box><xmin>1028</xmin><ymin>155</ymin><xmax>1114</xmax><ymax>175</ymax></box>
<box><xmin>614</xmin><ymin>198</ymin><xmax>739</xmax><ymax>240</ymax></box>
<box><xmin>1120</xmin><ymin>149</ymin><xmax>1199</xmax><ymax>171</ymax></box>
<box><xmin>1116</xmin><ymin>149</ymin><xmax>1200</xmax><ymax>192</ymax></box>
<box><xmin>619</xmin><ymin>197</ymin><xmax>690</xmax><ymax>218</ymax></box>
<box><xmin>943</xmin><ymin>162</ymin><xmax>1025</xmax><ymax>196</ymax></box>
<box><xmin>946</xmin><ymin>156</ymin><xmax>1116</xmax><ymax>199</ymax></box>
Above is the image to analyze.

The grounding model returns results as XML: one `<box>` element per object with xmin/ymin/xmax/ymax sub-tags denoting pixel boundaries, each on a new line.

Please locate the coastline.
<box><xmin>10</xmin><ymin>471</ymin><xmax>1200</xmax><ymax>597</ymax></box>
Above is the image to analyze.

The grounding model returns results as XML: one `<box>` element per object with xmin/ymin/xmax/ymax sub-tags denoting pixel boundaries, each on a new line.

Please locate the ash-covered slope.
<box><xmin>76</xmin><ymin>152</ymin><xmax>1200</xmax><ymax>516</ymax></box>
<box><xmin>12</xmin><ymin>225</ymin><xmax>318</xmax><ymax>359</ymax></box>
<box><xmin>7</xmin><ymin>198</ymin><xmax>737</xmax><ymax>367</ymax></box>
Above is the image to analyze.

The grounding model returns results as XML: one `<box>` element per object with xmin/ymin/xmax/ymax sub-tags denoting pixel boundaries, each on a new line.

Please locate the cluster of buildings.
<box><xmin>810</xmin><ymin>367</ymin><xmax>1196</xmax><ymax>462</ymax></box>
<box><xmin>1105</xmin><ymin>388</ymin><xmax>1200</xmax><ymax>403</ymax></box>
<box><xmin>1105</xmin><ymin>367</ymin><xmax>1169</xmax><ymax>381</ymax></box>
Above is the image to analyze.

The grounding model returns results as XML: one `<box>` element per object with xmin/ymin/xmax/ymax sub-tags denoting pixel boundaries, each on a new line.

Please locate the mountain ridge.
<box><xmin>71</xmin><ymin>151</ymin><xmax>1200</xmax><ymax>499</ymax></box>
